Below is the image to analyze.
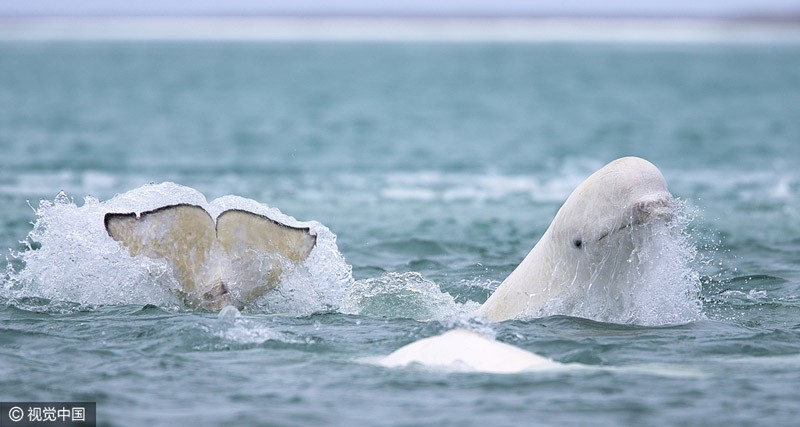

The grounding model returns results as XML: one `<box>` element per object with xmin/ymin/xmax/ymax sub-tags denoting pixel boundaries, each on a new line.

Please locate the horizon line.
<box><xmin>2</xmin><ymin>11</ymin><xmax>800</xmax><ymax>20</ymax></box>
<box><xmin>2</xmin><ymin>15</ymin><xmax>800</xmax><ymax>43</ymax></box>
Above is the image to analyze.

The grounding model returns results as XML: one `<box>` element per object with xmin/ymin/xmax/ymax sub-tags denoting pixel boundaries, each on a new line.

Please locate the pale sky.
<box><xmin>1</xmin><ymin>0</ymin><xmax>799</xmax><ymax>17</ymax></box>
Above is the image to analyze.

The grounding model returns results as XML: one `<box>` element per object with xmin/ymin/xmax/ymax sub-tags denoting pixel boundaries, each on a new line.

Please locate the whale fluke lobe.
<box><xmin>105</xmin><ymin>204</ymin><xmax>316</xmax><ymax>310</ymax></box>
<box><xmin>216</xmin><ymin>209</ymin><xmax>316</xmax><ymax>264</ymax></box>
<box><xmin>105</xmin><ymin>204</ymin><xmax>216</xmax><ymax>302</ymax></box>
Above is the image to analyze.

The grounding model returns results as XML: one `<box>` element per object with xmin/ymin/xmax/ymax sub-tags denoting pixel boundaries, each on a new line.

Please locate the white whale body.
<box><xmin>478</xmin><ymin>156</ymin><xmax>674</xmax><ymax>322</ymax></box>
<box><xmin>381</xmin><ymin>157</ymin><xmax>683</xmax><ymax>372</ymax></box>
<box><xmin>379</xmin><ymin>328</ymin><xmax>561</xmax><ymax>373</ymax></box>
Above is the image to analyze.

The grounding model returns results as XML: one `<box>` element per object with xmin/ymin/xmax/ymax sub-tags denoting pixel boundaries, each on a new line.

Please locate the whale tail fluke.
<box><xmin>105</xmin><ymin>204</ymin><xmax>316</xmax><ymax>309</ymax></box>
<box><xmin>216</xmin><ymin>209</ymin><xmax>316</xmax><ymax>263</ymax></box>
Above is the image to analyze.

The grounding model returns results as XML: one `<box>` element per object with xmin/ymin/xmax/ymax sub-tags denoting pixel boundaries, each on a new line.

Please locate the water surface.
<box><xmin>1</xmin><ymin>41</ymin><xmax>799</xmax><ymax>426</ymax></box>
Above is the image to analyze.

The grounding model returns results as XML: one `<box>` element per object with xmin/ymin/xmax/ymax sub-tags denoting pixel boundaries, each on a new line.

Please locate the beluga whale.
<box><xmin>105</xmin><ymin>204</ymin><xmax>316</xmax><ymax>310</ymax></box>
<box><xmin>477</xmin><ymin>156</ymin><xmax>676</xmax><ymax>322</ymax></box>
<box><xmin>381</xmin><ymin>156</ymin><xmax>686</xmax><ymax>372</ymax></box>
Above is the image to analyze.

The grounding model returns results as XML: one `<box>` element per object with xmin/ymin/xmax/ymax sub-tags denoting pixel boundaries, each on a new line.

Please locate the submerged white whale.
<box><xmin>379</xmin><ymin>328</ymin><xmax>561</xmax><ymax>373</ymax></box>
<box><xmin>381</xmin><ymin>156</ymin><xmax>680</xmax><ymax>372</ymax></box>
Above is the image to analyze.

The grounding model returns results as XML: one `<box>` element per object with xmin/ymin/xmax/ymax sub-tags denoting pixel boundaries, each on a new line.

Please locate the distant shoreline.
<box><xmin>2</xmin><ymin>16</ymin><xmax>800</xmax><ymax>43</ymax></box>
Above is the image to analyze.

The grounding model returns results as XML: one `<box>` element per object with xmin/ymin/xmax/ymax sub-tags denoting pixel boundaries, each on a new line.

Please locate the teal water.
<box><xmin>1</xmin><ymin>42</ymin><xmax>800</xmax><ymax>426</ymax></box>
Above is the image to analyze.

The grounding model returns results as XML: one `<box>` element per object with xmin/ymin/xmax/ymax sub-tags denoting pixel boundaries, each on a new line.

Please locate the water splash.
<box><xmin>340</xmin><ymin>272</ymin><xmax>480</xmax><ymax>321</ymax></box>
<box><xmin>210</xmin><ymin>306</ymin><xmax>307</xmax><ymax>345</ymax></box>
<box><xmin>3</xmin><ymin>191</ymin><xmax>183</xmax><ymax>307</ymax></box>
<box><xmin>539</xmin><ymin>200</ymin><xmax>704</xmax><ymax>326</ymax></box>
<box><xmin>2</xmin><ymin>183</ymin><xmax>353</xmax><ymax>314</ymax></box>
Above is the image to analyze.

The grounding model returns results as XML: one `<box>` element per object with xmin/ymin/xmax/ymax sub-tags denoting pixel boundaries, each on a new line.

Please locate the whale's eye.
<box><xmin>573</xmin><ymin>238</ymin><xmax>583</xmax><ymax>249</ymax></box>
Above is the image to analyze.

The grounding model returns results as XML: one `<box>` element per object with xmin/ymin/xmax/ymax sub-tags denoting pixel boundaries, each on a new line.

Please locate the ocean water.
<box><xmin>1</xmin><ymin>40</ymin><xmax>799</xmax><ymax>426</ymax></box>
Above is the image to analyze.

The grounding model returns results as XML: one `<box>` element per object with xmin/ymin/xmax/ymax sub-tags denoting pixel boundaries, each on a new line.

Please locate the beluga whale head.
<box><xmin>478</xmin><ymin>157</ymin><xmax>681</xmax><ymax>322</ymax></box>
